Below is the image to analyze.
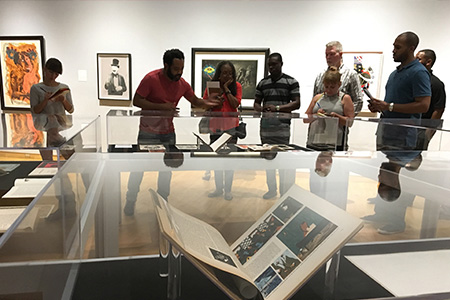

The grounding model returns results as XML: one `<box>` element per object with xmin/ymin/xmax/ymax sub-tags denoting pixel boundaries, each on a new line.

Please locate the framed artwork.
<box><xmin>0</xmin><ymin>36</ymin><xmax>45</xmax><ymax>111</ymax></box>
<box><xmin>97</xmin><ymin>53</ymin><xmax>132</xmax><ymax>102</ymax></box>
<box><xmin>342</xmin><ymin>51</ymin><xmax>384</xmax><ymax>112</ymax></box>
<box><xmin>2</xmin><ymin>112</ymin><xmax>46</xmax><ymax>148</ymax></box>
<box><xmin>192</xmin><ymin>48</ymin><xmax>270</xmax><ymax>109</ymax></box>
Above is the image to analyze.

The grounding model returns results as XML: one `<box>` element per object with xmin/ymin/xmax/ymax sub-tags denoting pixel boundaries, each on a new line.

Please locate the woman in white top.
<box><xmin>305</xmin><ymin>66</ymin><xmax>355</xmax><ymax>150</ymax></box>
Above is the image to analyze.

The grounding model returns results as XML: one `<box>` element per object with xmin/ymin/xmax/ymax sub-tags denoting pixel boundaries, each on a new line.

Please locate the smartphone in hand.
<box><xmin>363</xmin><ymin>87</ymin><xmax>374</xmax><ymax>102</ymax></box>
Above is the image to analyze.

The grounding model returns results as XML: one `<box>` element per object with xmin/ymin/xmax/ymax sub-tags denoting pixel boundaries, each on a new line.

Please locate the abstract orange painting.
<box><xmin>0</xmin><ymin>36</ymin><xmax>45</xmax><ymax>110</ymax></box>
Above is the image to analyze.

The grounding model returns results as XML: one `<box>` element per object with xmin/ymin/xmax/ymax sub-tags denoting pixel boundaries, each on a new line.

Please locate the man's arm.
<box><xmin>369</xmin><ymin>96</ymin><xmax>431</xmax><ymax>114</ymax></box>
<box><xmin>313</xmin><ymin>73</ymin><xmax>322</xmax><ymax>97</ymax></box>
<box><xmin>347</xmin><ymin>72</ymin><xmax>363</xmax><ymax>114</ymax></box>
<box><xmin>133</xmin><ymin>93</ymin><xmax>176</xmax><ymax>111</ymax></box>
<box><xmin>188</xmin><ymin>94</ymin><xmax>221</xmax><ymax>110</ymax></box>
<box><xmin>254</xmin><ymin>96</ymin><xmax>263</xmax><ymax>112</ymax></box>
<box><xmin>431</xmin><ymin>107</ymin><xmax>444</xmax><ymax>120</ymax></box>
<box><xmin>280</xmin><ymin>96</ymin><xmax>300</xmax><ymax>112</ymax></box>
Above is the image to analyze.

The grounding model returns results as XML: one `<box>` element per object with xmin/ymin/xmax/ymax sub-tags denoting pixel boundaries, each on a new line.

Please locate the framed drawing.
<box><xmin>0</xmin><ymin>36</ymin><xmax>45</xmax><ymax>111</ymax></box>
<box><xmin>342</xmin><ymin>52</ymin><xmax>384</xmax><ymax>113</ymax></box>
<box><xmin>192</xmin><ymin>48</ymin><xmax>270</xmax><ymax>109</ymax></box>
<box><xmin>97</xmin><ymin>53</ymin><xmax>132</xmax><ymax>102</ymax></box>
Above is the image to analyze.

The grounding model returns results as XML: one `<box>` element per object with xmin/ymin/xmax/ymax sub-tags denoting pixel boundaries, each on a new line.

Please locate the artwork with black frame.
<box><xmin>192</xmin><ymin>48</ymin><xmax>269</xmax><ymax>109</ymax></box>
<box><xmin>97</xmin><ymin>53</ymin><xmax>132</xmax><ymax>103</ymax></box>
<box><xmin>0</xmin><ymin>36</ymin><xmax>45</xmax><ymax>111</ymax></box>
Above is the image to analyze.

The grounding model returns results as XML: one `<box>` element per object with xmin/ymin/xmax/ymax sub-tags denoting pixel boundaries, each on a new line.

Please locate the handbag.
<box><xmin>198</xmin><ymin>116</ymin><xmax>210</xmax><ymax>134</ymax></box>
<box><xmin>226</xmin><ymin>105</ymin><xmax>247</xmax><ymax>139</ymax></box>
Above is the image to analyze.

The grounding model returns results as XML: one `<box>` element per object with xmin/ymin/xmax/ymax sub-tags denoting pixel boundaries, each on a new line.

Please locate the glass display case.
<box><xmin>345</xmin><ymin>117</ymin><xmax>450</xmax><ymax>152</ymax></box>
<box><xmin>0</xmin><ymin>111</ymin><xmax>101</xmax><ymax>162</ymax></box>
<box><xmin>0</xmin><ymin>112</ymin><xmax>101</xmax><ymax>258</ymax></box>
<box><xmin>1</xmin><ymin>112</ymin><xmax>449</xmax><ymax>299</ymax></box>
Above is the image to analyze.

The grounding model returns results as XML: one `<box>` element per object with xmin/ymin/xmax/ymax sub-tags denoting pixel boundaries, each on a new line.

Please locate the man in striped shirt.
<box><xmin>254</xmin><ymin>52</ymin><xmax>300</xmax><ymax>199</ymax></box>
<box><xmin>313</xmin><ymin>41</ymin><xmax>363</xmax><ymax>114</ymax></box>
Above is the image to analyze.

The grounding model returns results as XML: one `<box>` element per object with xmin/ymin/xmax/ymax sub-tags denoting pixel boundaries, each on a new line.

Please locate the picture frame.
<box><xmin>97</xmin><ymin>53</ymin><xmax>132</xmax><ymax>103</ymax></box>
<box><xmin>342</xmin><ymin>51</ymin><xmax>384</xmax><ymax>113</ymax></box>
<box><xmin>0</xmin><ymin>36</ymin><xmax>46</xmax><ymax>111</ymax></box>
<box><xmin>191</xmin><ymin>48</ymin><xmax>270</xmax><ymax>109</ymax></box>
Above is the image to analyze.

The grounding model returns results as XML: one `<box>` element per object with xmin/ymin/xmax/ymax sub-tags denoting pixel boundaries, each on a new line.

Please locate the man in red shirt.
<box><xmin>124</xmin><ymin>49</ymin><xmax>220</xmax><ymax>216</ymax></box>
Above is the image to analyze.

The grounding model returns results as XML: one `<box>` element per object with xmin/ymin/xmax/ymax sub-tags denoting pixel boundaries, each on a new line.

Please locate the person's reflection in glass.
<box><xmin>254</xmin><ymin>53</ymin><xmax>300</xmax><ymax>199</ymax></box>
<box><xmin>30</xmin><ymin>58</ymin><xmax>74</xmax><ymax>158</ymax></box>
<box><xmin>203</xmin><ymin>61</ymin><xmax>242</xmax><ymax>201</ymax></box>
<box><xmin>30</xmin><ymin>58</ymin><xmax>79</xmax><ymax>221</ymax></box>
<box><xmin>308</xmin><ymin>151</ymin><xmax>334</xmax><ymax>201</ymax></box>
<box><xmin>362</xmin><ymin>150</ymin><xmax>422</xmax><ymax>235</ymax></box>
<box><xmin>314</xmin><ymin>151</ymin><xmax>333</xmax><ymax>177</ymax></box>
<box><xmin>124</xmin><ymin>112</ymin><xmax>180</xmax><ymax>216</ymax></box>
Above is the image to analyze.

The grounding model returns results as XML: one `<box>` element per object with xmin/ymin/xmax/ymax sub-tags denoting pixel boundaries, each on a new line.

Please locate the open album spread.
<box><xmin>193</xmin><ymin>132</ymin><xmax>232</xmax><ymax>152</ymax></box>
<box><xmin>151</xmin><ymin>184</ymin><xmax>363</xmax><ymax>299</ymax></box>
<box><xmin>2</xmin><ymin>178</ymin><xmax>51</xmax><ymax>199</ymax></box>
<box><xmin>0</xmin><ymin>207</ymin><xmax>39</xmax><ymax>233</ymax></box>
<box><xmin>28</xmin><ymin>161</ymin><xmax>64</xmax><ymax>177</ymax></box>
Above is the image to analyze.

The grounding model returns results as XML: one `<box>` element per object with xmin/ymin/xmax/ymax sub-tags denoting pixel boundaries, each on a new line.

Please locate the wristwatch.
<box><xmin>388</xmin><ymin>102</ymin><xmax>394</xmax><ymax>112</ymax></box>
<box><xmin>276</xmin><ymin>105</ymin><xmax>280</xmax><ymax>112</ymax></box>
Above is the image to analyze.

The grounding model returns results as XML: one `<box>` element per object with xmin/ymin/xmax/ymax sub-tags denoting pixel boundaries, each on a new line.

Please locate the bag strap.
<box><xmin>238</xmin><ymin>104</ymin><xmax>243</xmax><ymax>122</ymax></box>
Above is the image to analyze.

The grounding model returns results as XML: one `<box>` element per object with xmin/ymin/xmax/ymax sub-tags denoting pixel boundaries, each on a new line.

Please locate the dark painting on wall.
<box><xmin>192</xmin><ymin>48</ymin><xmax>269</xmax><ymax>108</ymax></box>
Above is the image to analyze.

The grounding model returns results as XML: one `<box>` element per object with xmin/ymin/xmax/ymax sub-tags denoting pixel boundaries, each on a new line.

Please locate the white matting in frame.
<box><xmin>97</xmin><ymin>53</ymin><xmax>132</xmax><ymax>102</ymax></box>
<box><xmin>342</xmin><ymin>52</ymin><xmax>384</xmax><ymax>112</ymax></box>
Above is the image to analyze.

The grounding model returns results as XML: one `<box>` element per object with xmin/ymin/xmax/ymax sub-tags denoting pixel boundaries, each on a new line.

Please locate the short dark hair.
<box><xmin>269</xmin><ymin>52</ymin><xmax>283</xmax><ymax>63</ymax></box>
<box><xmin>418</xmin><ymin>49</ymin><xmax>436</xmax><ymax>68</ymax></box>
<box><xmin>45</xmin><ymin>58</ymin><xmax>63</xmax><ymax>75</ymax></box>
<box><xmin>163</xmin><ymin>49</ymin><xmax>184</xmax><ymax>67</ymax></box>
<box><xmin>400</xmin><ymin>31</ymin><xmax>420</xmax><ymax>50</ymax></box>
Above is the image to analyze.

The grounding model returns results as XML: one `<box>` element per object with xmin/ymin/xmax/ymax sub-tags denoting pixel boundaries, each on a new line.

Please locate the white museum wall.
<box><xmin>1</xmin><ymin>0</ymin><xmax>449</xmax><ymax>149</ymax></box>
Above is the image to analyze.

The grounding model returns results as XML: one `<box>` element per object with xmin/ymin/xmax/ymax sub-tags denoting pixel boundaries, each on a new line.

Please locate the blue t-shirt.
<box><xmin>378</xmin><ymin>60</ymin><xmax>431</xmax><ymax>149</ymax></box>
<box><xmin>383</xmin><ymin>59</ymin><xmax>431</xmax><ymax>119</ymax></box>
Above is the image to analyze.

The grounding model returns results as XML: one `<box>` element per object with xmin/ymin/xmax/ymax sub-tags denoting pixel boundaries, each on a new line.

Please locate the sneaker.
<box><xmin>263</xmin><ymin>190</ymin><xmax>277</xmax><ymax>199</ymax></box>
<box><xmin>208</xmin><ymin>190</ymin><xmax>223</xmax><ymax>198</ymax></box>
<box><xmin>124</xmin><ymin>200</ymin><xmax>136</xmax><ymax>216</ymax></box>
<box><xmin>202</xmin><ymin>171</ymin><xmax>211</xmax><ymax>181</ymax></box>
<box><xmin>361</xmin><ymin>214</ymin><xmax>385</xmax><ymax>224</ymax></box>
<box><xmin>377</xmin><ymin>224</ymin><xmax>405</xmax><ymax>235</ymax></box>
<box><xmin>224</xmin><ymin>192</ymin><xmax>233</xmax><ymax>201</ymax></box>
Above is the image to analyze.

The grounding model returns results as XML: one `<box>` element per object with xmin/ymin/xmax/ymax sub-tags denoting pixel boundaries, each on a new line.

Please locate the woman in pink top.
<box><xmin>203</xmin><ymin>61</ymin><xmax>242</xmax><ymax>200</ymax></box>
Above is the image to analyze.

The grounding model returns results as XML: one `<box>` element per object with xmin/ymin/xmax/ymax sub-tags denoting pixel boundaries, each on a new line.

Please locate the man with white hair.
<box><xmin>313</xmin><ymin>41</ymin><xmax>363</xmax><ymax>114</ymax></box>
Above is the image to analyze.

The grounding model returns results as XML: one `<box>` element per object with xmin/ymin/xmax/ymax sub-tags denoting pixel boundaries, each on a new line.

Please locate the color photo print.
<box><xmin>233</xmin><ymin>197</ymin><xmax>303</xmax><ymax>265</ymax></box>
<box><xmin>277</xmin><ymin>207</ymin><xmax>337</xmax><ymax>261</ymax></box>
<box><xmin>254</xmin><ymin>249</ymin><xmax>302</xmax><ymax>297</ymax></box>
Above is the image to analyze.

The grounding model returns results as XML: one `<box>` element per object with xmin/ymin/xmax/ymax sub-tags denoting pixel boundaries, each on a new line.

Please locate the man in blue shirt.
<box><xmin>369</xmin><ymin>31</ymin><xmax>431</xmax><ymax>150</ymax></box>
<box><xmin>364</xmin><ymin>32</ymin><xmax>431</xmax><ymax>235</ymax></box>
<box><xmin>369</xmin><ymin>31</ymin><xmax>431</xmax><ymax>120</ymax></box>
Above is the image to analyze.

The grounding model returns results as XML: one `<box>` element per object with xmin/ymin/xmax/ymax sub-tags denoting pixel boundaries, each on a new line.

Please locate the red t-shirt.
<box><xmin>137</xmin><ymin>69</ymin><xmax>195</xmax><ymax>134</ymax></box>
<box><xmin>202</xmin><ymin>82</ymin><xmax>242</xmax><ymax>133</ymax></box>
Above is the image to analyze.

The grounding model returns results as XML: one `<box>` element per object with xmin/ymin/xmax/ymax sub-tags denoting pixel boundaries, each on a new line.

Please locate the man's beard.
<box><xmin>167</xmin><ymin>69</ymin><xmax>181</xmax><ymax>81</ymax></box>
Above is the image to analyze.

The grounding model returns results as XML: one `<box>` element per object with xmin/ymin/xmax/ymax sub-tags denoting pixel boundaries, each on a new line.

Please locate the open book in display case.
<box><xmin>152</xmin><ymin>184</ymin><xmax>363</xmax><ymax>300</ymax></box>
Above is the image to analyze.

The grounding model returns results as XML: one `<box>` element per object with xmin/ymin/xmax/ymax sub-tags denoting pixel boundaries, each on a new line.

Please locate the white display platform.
<box><xmin>346</xmin><ymin>250</ymin><xmax>450</xmax><ymax>297</ymax></box>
